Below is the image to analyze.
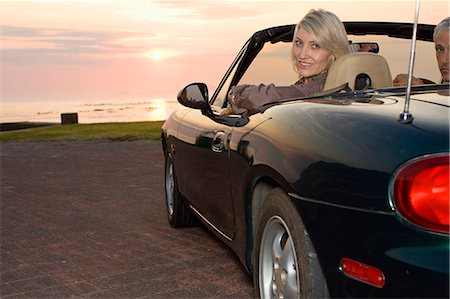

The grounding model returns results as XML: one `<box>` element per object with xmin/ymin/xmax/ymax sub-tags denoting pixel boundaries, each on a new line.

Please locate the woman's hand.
<box><xmin>220</xmin><ymin>106</ymin><xmax>234</xmax><ymax>116</ymax></box>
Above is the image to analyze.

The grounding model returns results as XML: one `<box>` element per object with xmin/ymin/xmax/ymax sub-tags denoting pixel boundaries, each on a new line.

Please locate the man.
<box><xmin>393</xmin><ymin>17</ymin><xmax>449</xmax><ymax>85</ymax></box>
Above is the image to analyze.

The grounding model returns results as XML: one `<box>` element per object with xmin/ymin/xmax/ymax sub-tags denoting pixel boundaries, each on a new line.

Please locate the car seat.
<box><xmin>324</xmin><ymin>52</ymin><xmax>393</xmax><ymax>91</ymax></box>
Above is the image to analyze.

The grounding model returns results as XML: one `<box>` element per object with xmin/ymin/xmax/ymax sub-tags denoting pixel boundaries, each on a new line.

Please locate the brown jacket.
<box><xmin>228</xmin><ymin>72</ymin><xmax>327</xmax><ymax>114</ymax></box>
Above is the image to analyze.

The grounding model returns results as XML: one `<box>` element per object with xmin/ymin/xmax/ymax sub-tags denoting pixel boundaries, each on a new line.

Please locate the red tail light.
<box><xmin>392</xmin><ymin>154</ymin><xmax>449</xmax><ymax>234</ymax></box>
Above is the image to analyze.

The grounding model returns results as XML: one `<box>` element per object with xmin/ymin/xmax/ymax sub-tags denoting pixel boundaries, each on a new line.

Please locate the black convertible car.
<box><xmin>161</xmin><ymin>21</ymin><xmax>449</xmax><ymax>298</ymax></box>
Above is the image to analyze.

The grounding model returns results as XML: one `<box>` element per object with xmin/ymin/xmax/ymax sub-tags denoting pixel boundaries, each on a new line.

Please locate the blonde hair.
<box><xmin>291</xmin><ymin>9</ymin><xmax>349</xmax><ymax>74</ymax></box>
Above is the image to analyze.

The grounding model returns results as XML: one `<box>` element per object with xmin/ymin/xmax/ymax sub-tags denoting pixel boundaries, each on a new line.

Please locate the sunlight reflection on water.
<box><xmin>1</xmin><ymin>98</ymin><xmax>182</xmax><ymax>123</ymax></box>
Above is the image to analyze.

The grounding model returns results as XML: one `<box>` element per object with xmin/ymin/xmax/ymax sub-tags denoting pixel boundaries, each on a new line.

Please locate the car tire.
<box><xmin>164</xmin><ymin>155</ymin><xmax>197</xmax><ymax>227</ymax></box>
<box><xmin>253</xmin><ymin>188</ymin><xmax>328</xmax><ymax>299</ymax></box>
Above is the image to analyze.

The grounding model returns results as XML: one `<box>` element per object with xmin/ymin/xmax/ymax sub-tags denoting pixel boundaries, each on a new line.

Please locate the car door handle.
<box><xmin>212</xmin><ymin>131</ymin><xmax>226</xmax><ymax>153</ymax></box>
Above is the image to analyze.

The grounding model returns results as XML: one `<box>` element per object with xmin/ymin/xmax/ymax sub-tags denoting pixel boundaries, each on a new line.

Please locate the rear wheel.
<box><xmin>253</xmin><ymin>188</ymin><xmax>328</xmax><ymax>299</ymax></box>
<box><xmin>165</xmin><ymin>155</ymin><xmax>197</xmax><ymax>227</ymax></box>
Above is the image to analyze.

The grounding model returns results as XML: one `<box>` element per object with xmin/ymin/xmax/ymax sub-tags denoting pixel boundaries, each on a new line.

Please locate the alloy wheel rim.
<box><xmin>166</xmin><ymin>162</ymin><xmax>175</xmax><ymax>216</ymax></box>
<box><xmin>259</xmin><ymin>216</ymin><xmax>299</xmax><ymax>299</ymax></box>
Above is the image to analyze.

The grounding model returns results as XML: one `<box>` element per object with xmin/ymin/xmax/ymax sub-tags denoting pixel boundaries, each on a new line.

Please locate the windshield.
<box><xmin>238</xmin><ymin>33</ymin><xmax>440</xmax><ymax>87</ymax></box>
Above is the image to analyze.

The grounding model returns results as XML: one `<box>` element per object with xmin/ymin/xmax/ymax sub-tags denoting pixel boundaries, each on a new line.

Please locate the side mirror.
<box><xmin>177</xmin><ymin>83</ymin><xmax>209</xmax><ymax>109</ymax></box>
<box><xmin>177</xmin><ymin>83</ymin><xmax>214</xmax><ymax>117</ymax></box>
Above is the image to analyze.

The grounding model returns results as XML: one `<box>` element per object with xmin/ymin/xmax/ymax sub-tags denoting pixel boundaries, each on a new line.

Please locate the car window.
<box><xmin>211</xmin><ymin>41</ymin><xmax>250</xmax><ymax>109</ymax></box>
<box><xmin>211</xmin><ymin>66</ymin><xmax>238</xmax><ymax>109</ymax></box>
<box><xmin>214</xmin><ymin>31</ymin><xmax>438</xmax><ymax>113</ymax></box>
<box><xmin>237</xmin><ymin>35</ymin><xmax>438</xmax><ymax>88</ymax></box>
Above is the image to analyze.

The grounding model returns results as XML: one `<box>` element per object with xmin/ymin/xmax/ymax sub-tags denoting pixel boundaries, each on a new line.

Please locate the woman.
<box><xmin>224</xmin><ymin>9</ymin><xmax>349</xmax><ymax>115</ymax></box>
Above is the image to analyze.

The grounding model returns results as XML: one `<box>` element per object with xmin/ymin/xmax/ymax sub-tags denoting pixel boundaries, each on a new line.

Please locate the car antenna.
<box><xmin>399</xmin><ymin>0</ymin><xmax>420</xmax><ymax>124</ymax></box>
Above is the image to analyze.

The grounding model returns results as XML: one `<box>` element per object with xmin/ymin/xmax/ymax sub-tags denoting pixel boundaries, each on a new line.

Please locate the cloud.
<box><xmin>119</xmin><ymin>0</ymin><xmax>265</xmax><ymax>25</ymax></box>
<box><xmin>1</xmin><ymin>25</ymin><xmax>42</xmax><ymax>37</ymax></box>
<box><xmin>154</xmin><ymin>1</ymin><xmax>262</xmax><ymax>22</ymax></box>
<box><xmin>0</xmin><ymin>1</ymin><xmax>273</xmax><ymax>66</ymax></box>
<box><xmin>0</xmin><ymin>25</ymin><xmax>158</xmax><ymax>65</ymax></box>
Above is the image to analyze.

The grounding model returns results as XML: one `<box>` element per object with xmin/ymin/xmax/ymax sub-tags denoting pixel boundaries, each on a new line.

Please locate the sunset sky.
<box><xmin>1</xmin><ymin>0</ymin><xmax>448</xmax><ymax>109</ymax></box>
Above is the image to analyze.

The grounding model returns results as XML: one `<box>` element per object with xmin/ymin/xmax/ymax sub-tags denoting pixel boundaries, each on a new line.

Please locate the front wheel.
<box><xmin>253</xmin><ymin>188</ymin><xmax>328</xmax><ymax>299</ymax></box>
<box><xmin>165</xmin><ymin>154</ymin><xmax>197</xmax><ymax>227</ymax></box>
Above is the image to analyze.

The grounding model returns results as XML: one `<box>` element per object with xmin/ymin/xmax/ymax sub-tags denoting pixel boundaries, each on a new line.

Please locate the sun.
<box><xmin>150</xmin><ymin>49</ymin><xmax>162</xmax><ymax>60</ymax></box>
<box><xmin>146</xmin><ymin>48</ymin><xmax>178</xmax><ymax>61</ymax></box>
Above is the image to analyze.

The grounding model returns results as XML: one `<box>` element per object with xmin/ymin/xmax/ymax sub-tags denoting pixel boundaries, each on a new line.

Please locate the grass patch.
<box><xmin>0</xmin><ymin>121</ymin><xmax>165</xmax><ymax>142</ymax></box>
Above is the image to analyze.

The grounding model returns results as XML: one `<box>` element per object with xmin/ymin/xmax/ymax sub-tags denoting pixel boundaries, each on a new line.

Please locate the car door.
<box><xmin>170</xmin><ymin>41</ymin><xmax>252</xmax><ymax>240</ymax></box>
<box><xmin>173</xmin><ymin>28</ymin><xmax>294</xmax><ymax>240</ymax></box>
<box><xmin>174</xmin><ymin>108</ymin><xmax>235</xmax><ymax>239</ymax></box>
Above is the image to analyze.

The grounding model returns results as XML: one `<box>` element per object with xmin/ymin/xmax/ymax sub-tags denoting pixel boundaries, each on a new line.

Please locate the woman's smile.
<box><xmin>293</xmin><ymin>28</ymin><xmax>333</xmax><ymax>78</ymax></box>
<box><xmin>298</xmin><ymin>61</ymin><xmax>314</xmax><ymax>69</ymax></box>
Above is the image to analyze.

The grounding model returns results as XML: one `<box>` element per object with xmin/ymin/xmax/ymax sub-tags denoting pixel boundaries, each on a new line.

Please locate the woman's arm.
<box><xmin>227</xmin><ymin>73</ymin><xmax>326</xmax><ymax>114</ymax></box>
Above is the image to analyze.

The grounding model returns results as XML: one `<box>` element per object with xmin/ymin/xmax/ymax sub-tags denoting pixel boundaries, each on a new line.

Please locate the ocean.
<box><xmin>0</xmin><ymin>98</ymin><xmax>182</xmax><ymax>124</ymax></box>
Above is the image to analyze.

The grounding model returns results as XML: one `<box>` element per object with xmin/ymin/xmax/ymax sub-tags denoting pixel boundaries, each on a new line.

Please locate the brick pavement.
<box><xmin>0</xmin><ymin>141</ymin><xmax>253</xmax><ymax>298</ymax></box>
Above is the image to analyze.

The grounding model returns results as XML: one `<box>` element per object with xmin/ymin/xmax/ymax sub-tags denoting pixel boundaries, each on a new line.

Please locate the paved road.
<box><xmin>0</xmin><ymin>141</ymin><xmax>253</xmax><ymax>298</ymax></box>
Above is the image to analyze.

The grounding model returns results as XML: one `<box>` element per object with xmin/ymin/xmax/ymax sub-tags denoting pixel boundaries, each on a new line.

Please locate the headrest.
<box><xmin>324</xmin><ymin>52</ymin><xmax>393</xmax><ymax>91</ymax></box>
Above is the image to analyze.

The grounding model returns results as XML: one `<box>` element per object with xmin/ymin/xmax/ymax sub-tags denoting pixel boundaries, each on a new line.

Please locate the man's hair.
<box><xmin>434</xmin><ymin>17</ymin><xmax>450</xmax><ymax>41</ymax></box>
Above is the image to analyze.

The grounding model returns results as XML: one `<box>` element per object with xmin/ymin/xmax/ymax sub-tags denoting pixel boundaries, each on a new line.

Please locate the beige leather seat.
<box><xmin>324</xmin><ymin>52</ymin><xmax>393</xmax><ymax>91</ymax></box>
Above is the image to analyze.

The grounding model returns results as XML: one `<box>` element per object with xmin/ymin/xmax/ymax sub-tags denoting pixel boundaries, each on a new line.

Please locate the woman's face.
<box><xmin>292</xmin><ymin>28</ymin><xmax>333</xmax><ymax>78</ymax></box>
